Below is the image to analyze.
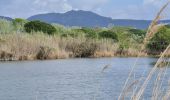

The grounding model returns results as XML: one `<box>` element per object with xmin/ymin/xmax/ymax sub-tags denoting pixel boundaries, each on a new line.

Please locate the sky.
<box><xmin>0</xmin><ymin>0</ymin><xmax>170</xmax><ymax>20</ymax></box>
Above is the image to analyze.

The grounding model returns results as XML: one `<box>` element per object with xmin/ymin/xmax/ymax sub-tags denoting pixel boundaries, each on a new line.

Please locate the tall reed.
<box><xmin>118</xmin><ymin>1</ymin><xmax>170</xmax><ymax>100</ymax></box>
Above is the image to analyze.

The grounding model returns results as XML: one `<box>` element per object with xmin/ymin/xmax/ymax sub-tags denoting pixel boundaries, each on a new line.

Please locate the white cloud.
<box><xmin>0</xmin><ymin>0</ymin><xmax>73</xmax><ymax>18</ymax></box>
<box><xmin>0</xmin><ymin>0</ymin><xmax>109</xmax><ymax>18</ymax></box>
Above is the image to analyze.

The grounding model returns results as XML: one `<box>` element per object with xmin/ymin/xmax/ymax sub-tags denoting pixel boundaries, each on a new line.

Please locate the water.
<box><xmin>0</xmin><ymin>57</ymin><xmax>169</xmax><ymax>100</ymax></box>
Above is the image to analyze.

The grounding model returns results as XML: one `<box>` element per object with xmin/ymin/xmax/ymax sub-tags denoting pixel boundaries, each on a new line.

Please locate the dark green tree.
<box><xmin>24</xmin><ymin>20</ymin><xmax>56</xmax><ymax>35</ymax></box>
<box><xmin>147</xmin><ymin>26</ymin><xmax>170</xmax><ymax>54</ymax></box>
<box><xmin>98</xmin><ymin>30</ymin><xmax>118</xmax><ymax>41</ymax></box>
<box><xmin>80</xmin><ymin>27</ymin><xmax>98</xmax><ymax>39</ymax></box>
<box><xmin>129</xmin><ymin>28</ymin><xmax>146</xmax><ymax>36</ymax></box>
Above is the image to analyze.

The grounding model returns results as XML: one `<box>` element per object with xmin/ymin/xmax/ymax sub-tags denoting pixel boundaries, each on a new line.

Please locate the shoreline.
<box><xmin>0</xmin><ymin>54</ymin><xmax>160</xmax><ymax>62</ymax></box>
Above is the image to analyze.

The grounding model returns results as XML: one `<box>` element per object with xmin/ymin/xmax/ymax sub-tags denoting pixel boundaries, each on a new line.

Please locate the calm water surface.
<box><xmin>0</xmin><ymin>57</ymin><xmax>169</xmax><ymax>100</ymax></box>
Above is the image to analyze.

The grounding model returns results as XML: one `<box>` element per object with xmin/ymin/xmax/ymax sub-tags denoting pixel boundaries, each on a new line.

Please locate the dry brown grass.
<box><xmin>0</xmin><ymin>33</ymin><xmax>70</xmax><ymax>60</ymax></box>
<box><xmin>0</xmin><ymin>32</ymin><xmax>130</xmax><ymax>60</ymax></box>
<box><xmin>118</xmin><ymin>1</ymin><xmax>170</xmax><ymax>100</ymax></box>
<box><xmin>0</xmin><ymin>31</ymin><xmax>146</xmax><ymax>61</ymax></box>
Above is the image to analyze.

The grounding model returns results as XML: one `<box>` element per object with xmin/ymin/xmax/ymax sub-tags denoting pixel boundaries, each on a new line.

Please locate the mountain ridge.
<box><xmin>0</xmin><ymin>16</ymin><xmax>13</xmax><ymax>21</ymax></box>
<box><xmin>28</xmin><ymin>10</ymin><xmax>170</xmax><ymax>29</ymax></box>
<box><xmin>1</xmin><ymin>10</ymin><xmax>170</xmax><ymax>29</ymax></box>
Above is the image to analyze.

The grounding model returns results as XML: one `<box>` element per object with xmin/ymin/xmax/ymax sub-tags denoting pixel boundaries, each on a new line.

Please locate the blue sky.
<box><xmin>0</xmin><ymin>0</ymin><xmax>169</xmax><ymax>19</ymax></box>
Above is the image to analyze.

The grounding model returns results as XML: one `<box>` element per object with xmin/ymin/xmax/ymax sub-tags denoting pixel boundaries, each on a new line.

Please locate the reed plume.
<box><xmin>118</xmin><ymin>1</ymin><xmax>170</xmax><ymax>100</ymax></box>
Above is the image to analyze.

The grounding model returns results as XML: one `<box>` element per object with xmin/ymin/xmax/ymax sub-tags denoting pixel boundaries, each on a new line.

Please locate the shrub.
<box><xmin>0</xmin><ymin>19</ymin><xmax>13</xmax><ymax>33</ymax></box>
<box><xmin>13</xmin><ymin>18</ymin><xmax>28</xmax><ymax>32</ymax></box>
<box><xmin>61</xmin><ymin>29</ymin><xmax>85</xmax><ymax>38</ymax></box>
<box><xmin>68</xmin><ymin>42</ymin><xmax>98</xmax><ymax>57</ymax></box>
<box><xmin>129</xmin><ymin>28</ymin><xmax>146</xmax><ymax>36</ymax></box>
<box><xmin>24</xmin><ymin>20</ymin><xmax>56</xmax><ymax>35</ymax></box>
<box><xmin>80</xmin><ymin>27</ymin><xmax>98</xmax><ymax>39</ymax></box>
<box><xmin>147</xmin><ymin>26</ymin><xmax>170</xmax><ymax>54</ymax></box>
<box><xmin>98</xmin><ymin>30</ymin><xmax>118</xmax><ymax>41</ymax></box>
<box><xmin>36</xmin><ymin>46</ymin><xmax>52</xmax><ymax>60</ymax></box>
<box><xmin>165</xmin><ymin>25</ymin><xmax>170</xmax><ymax>28</ymax></box>
<box><xmin>0</xmin><ymin>51</ymin><xmax>14</xmax><ymax>61</ymax></box>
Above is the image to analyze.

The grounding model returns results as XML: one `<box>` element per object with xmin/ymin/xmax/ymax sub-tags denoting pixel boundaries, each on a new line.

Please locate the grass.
<box><xmin>0</xmin><ymin>16</ymin><xmax>153</xmax><ymax>61</ymax></box>
<box><xmin>0</xmin><ymin>20</ymin><xmax>147</xmax><ymax>61</ymax></box>
<box><xmin>0</xmin><ymin>32</ymin><xmax>128</xmax><ymax>61</ymax></box>
<box><xmin>0</xmin><ymin>23</ymin><xmax>167</xmax><ymax>61</ymax></box>
<box><xmin>0</xmin><ymin>1</ymin><xmax>170</xmax><ymax>100</ymax></box>
<box><xmin>6</xmin><ymin>14</ymin><xmax>170</xmax><ymax>61</ymax></box>
<box><xmin>118</xmin><ymin>1</ymin><xmax>170</xmax><ymax>100</ymax></box>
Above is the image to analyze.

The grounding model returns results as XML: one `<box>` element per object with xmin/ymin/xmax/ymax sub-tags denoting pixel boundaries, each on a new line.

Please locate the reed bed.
<box><xmin>0</xmin><ymin>32</ymin><xmax>141</xmax><ymax>61</ymax></box>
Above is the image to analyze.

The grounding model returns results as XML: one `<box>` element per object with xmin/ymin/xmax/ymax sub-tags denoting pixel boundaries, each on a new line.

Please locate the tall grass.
<box><xmin>118</xmin><ymin>1</ymin><xmax>170</xmax><ymax>100</ymax></box>
<box><xmin>0</xmin><ymin>19</ymin><xmax>146</xmax><ymax>60</ymax></box>
<box><xmin>0</xmin><ymin>19</ymin><xmax>14</xmax><ymax>34</ymax></box>
<box><xmin>0</xmin><ymin>32</ymin><xmax>124</xmax><ymax>60</ymax></box>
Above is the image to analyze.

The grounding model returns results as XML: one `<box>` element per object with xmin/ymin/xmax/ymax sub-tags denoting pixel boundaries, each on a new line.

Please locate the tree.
<box><xmin>24</xmin><ymin>20</ymin><xmax>56</xmax><ymax>35</ymax></box>
<box><xmin>13</xmin><ymin>18</ymin><xmax>28</xmax><ymax>33</ymax></box>
<box><xmin>129</xmin><ymin>28</ymin><xmax>146</xmax><ymax>36</ymax></box>
<box><xmin>147</xmin><ymin>26</ymin><xmax>170</xmax><ymax>54</ymax></box>
<box><xmin>80</xmin><ymin>27</ymin><xmax>98</xmax><ymax>39</ymax></box>
<box><xmin>98</xmin><ymin>30</ymin><xmax>118</xmax><ymax>41</ymax></box>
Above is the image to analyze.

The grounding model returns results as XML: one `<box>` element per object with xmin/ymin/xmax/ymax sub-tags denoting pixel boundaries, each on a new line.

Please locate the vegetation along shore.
<box><xmin>0</xmin><ymin>18</ymin><xmax>169</xmax><ymax>61</ymax></box>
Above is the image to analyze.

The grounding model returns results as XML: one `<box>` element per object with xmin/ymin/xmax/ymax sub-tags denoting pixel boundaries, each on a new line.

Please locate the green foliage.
<box><xmin>0</xmin><ymin>19</ymin><xmax>13</xmax><ymax>33</ymax></box>
<box><xmin>13</xmin><ymin>18</ymin><xmax>28</xmax><ymax>32</ymax></box>
<box><xmin>24</xmin><ymin>20</ymin><xmax>56</xmax><ymax>35</ymax></box>
<box><xmin>129</xmin><ymin>28</ymin><xmax>146</xmax><ymax>36</ymax></box>
<box><xmin>52</xmin><ymin>24</ymin><xmax>67</xmax><ymax>35</ymax></box>
<box><xmin>60</xmin><ymin>28</ymin><xmax>85</xmax><ymax>38</ymax></box>
<box><xmin>98</xmin><ymin>30</ymin><xmax>118</xmax><ymax>41</ymax></box>
<box><xmin>147</xmin><ymin>26</ymin><xmax>170</xmax><ymax>54</ymax></box>
<box><xmin>165</xmin><ymin>25</ymin><xmax>170</xmax><ymax>28</ymax></box>
<box><xmin>80</xmin><ymin>27</ymin><xmax>98</xmax><ymax>39</ymax></box>
<box><xmin>13</xmin><ymin>18</ymin><xmax>28</xmax><ymax>25</ymax></box>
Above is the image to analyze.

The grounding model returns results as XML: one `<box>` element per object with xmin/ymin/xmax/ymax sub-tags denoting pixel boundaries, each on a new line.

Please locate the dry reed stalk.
<box><xmin>162</xmin><ymin>80</ymin><xmax>170</xmax><ymax>100</ymax></box>
<box><xmin>151</xmin><ymin>67</ymin><xmax>165</xmax><ymax>100</ymax></box>
<box><xmin>157</xmin><ymin>60</ymin><xmax>170</xmax><ymax>99</ymax></box>
<box><xmin>121</xmin><ymin>78</ymin><xmax>143</xmax><ymax>100</ymax></box>
<box><xmin>158</xmin><ymin>57</ymin><xmax>170</xmax><ymax>99</ymax></box>
<box><xmin>152</xmin><ymin>59</ymin><xmax>169</xmax><ymax>96</ymax></box>
<box><xmin>118</xmin><ymin>1</ymin><xmax>170</xmax><ymax>100</ymax></box>
<box><xmin>144</xmin><ymin>1</ymin><xmax>170</xmax><ymax>43</ymax></box>
<box><xmin>134</xmin><ymin>44</ymin><xmax>170</xmax><ymax>100</ymax></box>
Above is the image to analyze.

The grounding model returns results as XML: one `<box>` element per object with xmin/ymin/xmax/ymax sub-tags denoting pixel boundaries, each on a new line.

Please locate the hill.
<box><xmin>0</xmin><ymin>16</ymin><xmax>13</xmax><ymax>21</ymax></box>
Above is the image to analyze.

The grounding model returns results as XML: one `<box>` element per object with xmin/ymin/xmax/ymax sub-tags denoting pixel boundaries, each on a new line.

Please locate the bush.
<box><xmin>68</xmin><ymin>42</ymin><xmax>98</xmax><ymax>57</ymax></box>
<box><xmin>61</xmin><ymin>29</ymin><xmax>85</xmax><ymax>38</ymax></box>
<box><xmin>0</xmin><ymin>51</ymin><xmax>14</xmax><ymax>61</ymax></box>
<box><xmin>98</xmin><ymin>30</ymin><xmax>118</xmax><ymax>41</ymax></box>
<box><xmin>80</xmin><ymin>27</ymin><xmax>98</xmax><ymax>39</ymax></box>
<box><xmin>0</xmin><ymin>19</ymin><xmax>13</xmax><ymax>33</ymax></box>
<box><xmin>129</xmin><ymin>28</ymin><xmax>146</xmax><ymax>36</ymax></box>
<box><xmin>24</xmin><ymin>20</ymin><xmax>56</xmax><ymax>35</ymax></box>
<box><xmin>13</xmin><ymin>18</ymin><xmax>28</xmax><ymax>32</ymax></box>
<box><xmin>165</xmin><ymin>25</ymin><xmax>170</xmax><ymax>28</ymax></box>
<box><xmin>147</xmin><ymin>26</ymin><xmax>170</xmax><ymax>54</ymax></box>
<box><xmin>36</xmin><ymin>46</ymin><xmax>53</xmax><ymax>60</ymax></box>
<box><xmin>116</xmin><ymin>44</ymin><xmax>129</xmax><ymax>56</ymax></box>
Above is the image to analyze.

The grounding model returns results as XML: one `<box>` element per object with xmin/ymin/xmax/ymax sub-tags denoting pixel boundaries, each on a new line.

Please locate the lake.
<box><xmin>0</xmin><ymin>57</ymin><xmax>169</xmax><ymax>100</ymax></box>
